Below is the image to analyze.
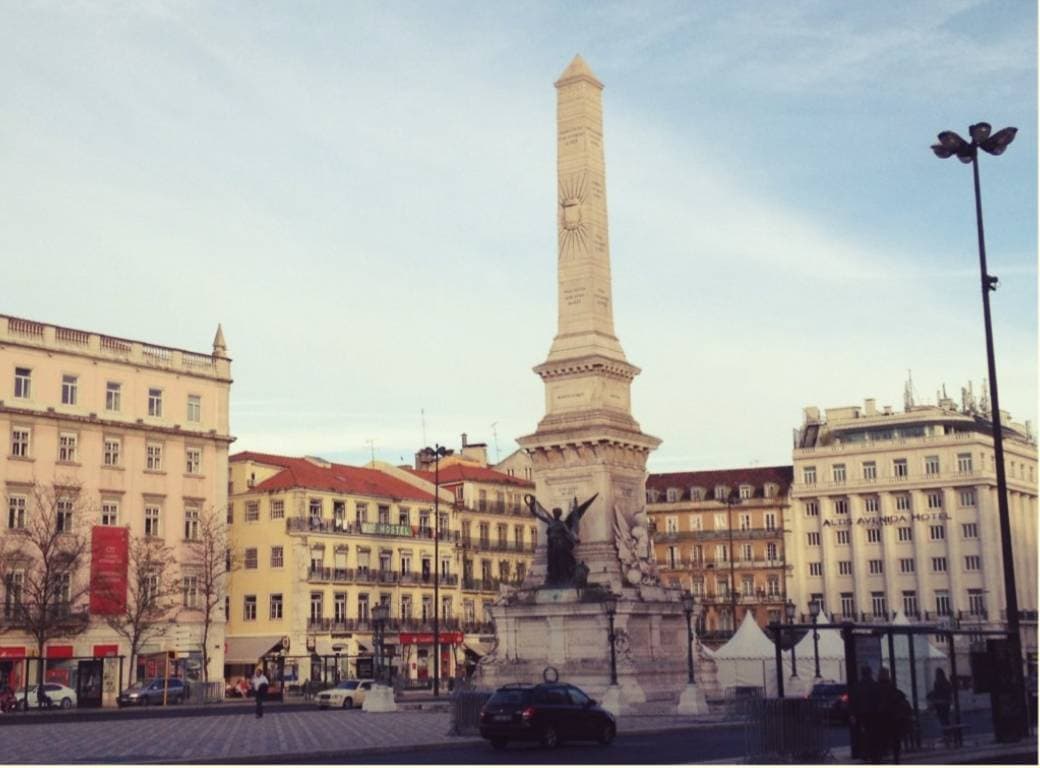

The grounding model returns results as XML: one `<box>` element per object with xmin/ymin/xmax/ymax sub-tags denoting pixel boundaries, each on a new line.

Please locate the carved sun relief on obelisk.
<box><xmin>558</xmin><ymin>171</ymin><xmax>589</xmax><ymax>257</ymax></box>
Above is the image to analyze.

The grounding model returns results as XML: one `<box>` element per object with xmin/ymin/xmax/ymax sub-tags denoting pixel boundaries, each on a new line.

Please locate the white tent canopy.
<box><xmin>791</xmin><ymin>612</ymin><xmax>847</xmax><ymax>685</ymax></box>
<box><xmin>708</xmin><ymin>612</ymin><xmax>792</xmax><ymax>696</ymax></box>
<box><xmin>713</xmin><ymin>611</ymin><xmax>778</xmax><ymax>660</ymax></box>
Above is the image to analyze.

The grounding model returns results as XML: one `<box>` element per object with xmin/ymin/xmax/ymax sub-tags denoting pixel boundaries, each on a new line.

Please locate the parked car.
<box><xmin>316</xmin><ymin>679</ymin><xmax>373</xmax><ymax>709</ymax></box>
<box><xmin>15</xmin><ymin>683</ymin><xmax>77</xmax><ymax>710</ymax></box>
<box><xmin>117</xmin><ymin>678</ymin><xmax>189</xmax><ymax>706</ymax></box>
<box><xmin>479</xmin><ymin>682</ymin><xmax>616</xmax><ymax>750</ymax></box>
<box><xmin>807</xmin><ymin>681</ymin><xmax>849</xmax><ymax>723</ymax></box>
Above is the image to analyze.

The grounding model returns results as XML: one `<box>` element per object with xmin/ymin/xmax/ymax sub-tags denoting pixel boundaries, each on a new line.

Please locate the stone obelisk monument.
<box><xmin>479</xmin><ymin>56</ymin><xmax>696</xmax><ymax>715</ymax></box>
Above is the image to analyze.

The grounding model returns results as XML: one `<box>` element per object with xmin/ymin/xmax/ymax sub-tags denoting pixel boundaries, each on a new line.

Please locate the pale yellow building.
<box><xmin>226</xmin><ymin>448</ymin><xmax>534</xmax><ymax>690</ymax></box>
<box><xmin>0</xmin><ymin>313</ymin><xmax>232</xmax><ymax>697</ymax></box>
<box><xmin>787</xmin><ymin>392</ymin><xmax>1038</xmax><ymax>669</ymax></box>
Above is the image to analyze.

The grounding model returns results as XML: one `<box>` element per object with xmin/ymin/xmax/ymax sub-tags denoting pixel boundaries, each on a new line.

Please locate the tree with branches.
<box><xmin>101</xmin><ymin>535</ymin><xmax>180</xmax><ymax>686</ymax></box>
<box><xmin>182</xmin><ymin>505</ymin><xmax>234</xmax><ymax>683</ymax></box>
<box><xmin>0</xmin><ymin>481</ymin><xmax>92</xmax><ymax>707</ymax></box>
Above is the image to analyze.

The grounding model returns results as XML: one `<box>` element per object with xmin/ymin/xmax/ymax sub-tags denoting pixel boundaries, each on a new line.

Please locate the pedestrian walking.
<box><xmin>251</xmin><ymin>666</ymin><xmax>269</xmax><ymax>719</ymax></box>
<box><xmin>926</xmin><ymin>668</ymin><xmax>952</xmax><ymax>728</ymax></box>
<box><xmin>853</xmin><ymin>665</ymin><xmax>882</xmax><ymax>763</ymax></box>
<box><xmin>877</xmin><ymin>667</ymin><xmax>913</xmax><ymax>763</ymax></box>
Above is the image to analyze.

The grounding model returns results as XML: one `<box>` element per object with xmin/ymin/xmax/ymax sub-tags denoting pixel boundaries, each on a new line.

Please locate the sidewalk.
<box><xmin>0</xmin><ymin>708</ymin><xmax>733</xmax><ymax>764</ymax></box>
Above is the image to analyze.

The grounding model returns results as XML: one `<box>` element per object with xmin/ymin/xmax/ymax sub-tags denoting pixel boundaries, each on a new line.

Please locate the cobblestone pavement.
<box><xmin>2</xmin><ymin>709</ymin><xmax>727</xmax><ymax>763</ymax></box>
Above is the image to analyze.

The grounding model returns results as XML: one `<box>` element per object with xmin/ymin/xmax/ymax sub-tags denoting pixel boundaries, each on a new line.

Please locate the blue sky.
<box><xmin>1</xmin><ymin>1</ymin><xmax>1035</xmax><ymax>471</ymax></box>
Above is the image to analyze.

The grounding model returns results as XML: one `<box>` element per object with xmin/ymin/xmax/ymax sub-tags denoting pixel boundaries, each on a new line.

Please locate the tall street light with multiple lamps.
<box><xmin>931</xmin><ymin>122</ymin><xmax>1025</xmax><ymax>740</ymax></box>
<box><xmin>785</xmin><ymin>599</ymin><xmax>798</xmax><ymax>679</ymax></box>
<box><xmin>426</xmin><ymin>444</ymin><xmax>449</xmax><ymax>698</ymax></box>
<box><xmin>809</xmin><ymin>600</ymin><xmax>821</xmax><ymax>681</ymax></box>
<box><xmin>682</xmin><ymin>592</ymin><xmax>697</xmax><ymax>685</ymax></box>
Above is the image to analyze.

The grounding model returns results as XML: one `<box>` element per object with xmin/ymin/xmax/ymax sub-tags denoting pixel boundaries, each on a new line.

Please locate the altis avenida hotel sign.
<box><xmin>822</xmin><ymin>511</ymin><xmax>951</xmax><ymax>528</ymax></box>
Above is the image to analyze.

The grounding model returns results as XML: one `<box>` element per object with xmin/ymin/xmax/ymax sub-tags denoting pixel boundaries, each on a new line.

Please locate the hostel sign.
<box><xmin>822</xmin><ymin>511</ymin><xmax>950</xmax><ymax>527</ymax></box>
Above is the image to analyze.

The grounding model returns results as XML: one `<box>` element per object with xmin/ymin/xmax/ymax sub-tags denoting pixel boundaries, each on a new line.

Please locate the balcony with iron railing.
<box><xmin>305</xmin><ymin>617</ymin><xmax>478</xmax><ymax>633</ymax></box>
<box><xmin>307</xmin><ymin>567</ymin><xmax>459</xmax><ymax>587</ymax></box>
<box><xmin>460</xmin><ymin>576</ymin><xmax>524</xmax><ymax>593</ymax></box>
<box><xmin>472</xmin><ymin>500</ymin><xmax>525</xmax><ymax>517</ymax></box>
<box><xmin>794</xmin><ymin>468</ymin><xmax>985</xmax><ymax>494</ymax></box>
<box><xmin>288</xmin><ymin>517</ymin><xmax>460</xmax><ymax>543</ymax></box>
<box><xmin>459</xmin><ymin>537</ymin><xmax>535</xmax><ymax>554</ymax></box>
<box><xmin>654</xmin><ymin>527</ymin><xmax>786</xmax><ymax>543</ymax></box>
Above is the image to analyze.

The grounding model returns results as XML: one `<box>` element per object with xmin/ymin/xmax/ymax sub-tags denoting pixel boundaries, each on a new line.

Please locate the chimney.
<box><xmin>864</xmin><ymin>398</ymin><xmax>877</xmax><ymax>416</ymax></box>
<box><xmin>461</xmin><ymin>432</ymin><xmax>468</xmax><ymax>448</ymax></box>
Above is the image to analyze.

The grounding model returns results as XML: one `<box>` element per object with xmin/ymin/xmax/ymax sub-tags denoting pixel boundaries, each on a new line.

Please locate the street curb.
<box><xmin>154</xmin><ymin>737</ymin><xmax>487</xmax><ymax>765</ymax></box>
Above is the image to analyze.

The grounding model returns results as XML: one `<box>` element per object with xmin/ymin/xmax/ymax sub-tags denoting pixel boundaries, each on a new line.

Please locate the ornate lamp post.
<box><xmin>931</xmin><ymin>122</ymin><xmax>1025</xmax><ymax>741</ymax></box>
<box><xmin>725</xmin><ymin>489</ymin><xmax>741</xmax><ymax>632</ymax></box>
<box><xmin>682</xmin><ymin>591</ymin><xmax>696</xmax><ymax>685</ymax></box>
<box><xmin>785</xmin><ymin>599</ymin><xmax>798</xmax><ymax>678</ymax></box>
<box><xmin>372</xmin><ymin>602</ymin><xmax>389</xmax><ymax>684</ymax></box>
<box><xmin>426</xmin><ymin>444</ymin><xmax>448</xmax><ymax>697</ymax></box>
<box><xmin>604</xmin><ymin>595</ymin><xmax>618</xmax><ymax>686</ymax></box>
<box><xmin>810</xmin><ymin>600</ymin><xmax>822</xmax><ymax>680</ymax></box>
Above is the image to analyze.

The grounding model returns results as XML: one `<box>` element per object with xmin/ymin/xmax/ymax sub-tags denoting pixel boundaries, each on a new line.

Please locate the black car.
<box><xmin>479</xmin><ymin>683</ymin><xmax>616</xmax><ymax>750</ymax></box>
<box><xmin>807</xmin><ymin>681</ymin><xmax>849</xmax><ymax>723</ymax></box>
<box><xmin>117</xmin><ymin>677</ymin><xmax>189</xmax><ymax>706</ymax></box>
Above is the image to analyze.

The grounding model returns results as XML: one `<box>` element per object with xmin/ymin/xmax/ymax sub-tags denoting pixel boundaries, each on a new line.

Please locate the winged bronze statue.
<box><xmin>525</xmin><ymin>492</ymin><xmax>598</xmax><ymax>587</ymax></box>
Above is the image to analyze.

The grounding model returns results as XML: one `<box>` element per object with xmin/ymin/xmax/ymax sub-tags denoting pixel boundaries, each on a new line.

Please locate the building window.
<box><xmin>868</xmin><ymin>559</ymin><xmax>883</xmax><ymax>575</ymax></box>
<box><xmin>146</xmin><ymin>443</ymin><xmax>163</xmax><ymax>471</ymax></box>
<box><xmin>924</xmin><ymin>456</ymin><xmax>940</xmax><ymax>476</ymax></box>
<box><xmin>738</xmin><ymin>513</ymin><xmax>751</xmax><ymax>531</ymax></box>
<box><xmin>804</xmin><ymin>500</ymin><xmax>819</xmax><ymax>517</ymax></box>
<box><xmin>665</xmin><ymin>488</ymin><xmax>678</xmax><ymax>503</ymax></box>
<box><xmin>665</xmin><ymin>517</ymin><xmax>678</xmax><ymax>534</ymax></box>
<box><xmin>689</xmin><ymin>514</ymin><xmax>703</xmax><ymax>531</ymax></box>
<box><xmin>902</xmin><ymin>591</ymin><xmax>918</xmax><ymax>616</ymax></box>
<box><xmin>103</xmin><ymin>437</ymin><xmax>121</xmax><ymax>467</ymax></box>
<box><xmin>840</xmin><ymin>593</ymin><xmax>855</xmax><ymax>617</ymax></box>
<box><xmin>244</xmin><ymin>595</ymin><xmax>257</xmax><ymax>621</ymax></box>
<box><xmin>184</xmin><ymin>506</ymin><xmax>200</xmax><ymax>540</ymax></box>
<box><xmin>961</xmin><ymin>523</ymin><xmax>978</xmax><ymax>539</ymax></box>
<box><xmin>931</xmin><ymin>557</ymin><xmax>947</xmax><ymax>573</ymax></box>
<box><xmin>864</xmin><ymin>496</ymin><xmax>880</xmax><ymax>513</ymax></box>
<box><xmin>713</xmin><ymin>485</ymin><xmax>729</xmax><ymax>501</ymax></box>
<box><xmin>715</xmin><ymin>544</ymin><xmax>728</xmax><ymax>563</ymax></box>
<box><xmin>398</xmin><ymin>507</ymin><xmax>411</xmax><ymax>527</ymax></box>
<box><xmin>309</xmin><ymin>592</ymin><xmax>323</xmax><ymax>622</ymax></box>
<box><xmin>182</xmin><ymin>576</ymin><xmax>199</xmax><ymax>609</ymax></box>
<box><xmin>862</xmin><ymin>461</ymin><xmax>877</xmax><ymax>480</ymax></box>
<box><xmin>767</xmin><ymin>576</ymin><xmax>780</xmax><ymax>596</ymax></box>
<box><xmin>61</xmin><ymin>374</ymin><xmax>78</xmax><ymax>405</ymax></box>
<box><xmin>765</xmin><ymin>542</ymin><xmax>777</xmax><ymax>561</ymax></box>
<box><xmin>7</xmin><ymin>496</ymin><xmax>27</xmax><ymax>529</ymax></box>
<box><xmin>245</xmin><ymin>548</ymin><xmax>258</xmax><ymax>569</ymax></box>
<box><xmin>895</xmin><ymin>495</ymin><xmax>911</xmax><ymax>512</ymax></box>
<box><xmin>271</xmin><ymin>499</ymin><xmax>285</xmax><ymax>520</ymax></box>
<box><xmin>55</xmin><ymin>499</ymin><xmax>73</xmax><ymax>533</ymax></box>
<box><xmin>893</xmin><ymin>459</ymin><xmax>908</xmax><ymax>477</ymax></box>
<box><xmin>184</xmin><ymin>447</ymin><xmax>201</xmax><ymax>475</ymax></box>
<box><xmin>245</xmin><ymin>502</ymin><xmax>259</xmax><ymax>522</ymax></box>
<box><xmin>741</xmin><ymin>576</ymin><xmax>754</xmax><ymax>596</ymax></box>
<box><xmin>808</xmin><ymin>562</ymin><xmax>822</xmax><ymax>576</ymax></box>
<box><xmin>871</xmin><ymin>592</ymin><xmax>887</xmax><ymax>617</ymax></box>
<box><xmin>959</xmin><ymin>489</ymin><xmax>976</xmax><ymax>507</ymax></box>
<box><xmin>667</xmin><ymin>546</ymin><xmax>678</xmax><ymax>569</ymax></box>
<box><xmin>832</xmin><ymin>464</ymin><xmax>846</xmax><ymax>483</ymax></box>
<box><xmin>269</xmin><ymin>546</ymin><xmax>283</xmax><ymax>568</ymax></box>
<box><xmin>355</xmin><ymin>503</ymin><xmax>367</xmax><ymax>525</ymax></box>
<box><xmin>58</xmin><ymin>433</ymin><xmax>78</xmax><ymax>463</ymax></box>
<box><xmin>838</xmin><ymin>560</ymin><xmax>852</xmax><ymax>575</ymax></box>
<box><xmin>692</xmin><ymin>545</ymin><xmax>704</xmax><ymax>563</ymax></box>
<box><xmin>899</xmin><ymin>558</ymin><xmax>915</xmax><ymax>574</ymax></box>
<box><xmin>897</xmin><ymin>526</ymin><xmax>912</xmax><ymax>542</ymax></box>
<box><xmin>867</xmin><ymin>528</ymin><xmax>881</xmax><ymax>544</ymax></box>
<box><xmin>967</xmin><ymin>589</ymin><xmax>986</xmax><ymax>616</ymax></box>
<box><xmin>741</xmin><ymin>543</ymin><xmax>753</xmax><ymax>562</ymax></box>
<box><xmin>764</xmin><ymin>512</ymin><xmax>776</xmax><ymax>530</ymax></box>
<box><xmin>834</xmin><ymin>498</ymin><xmax>849</xmax><ymax>515</ymax></box>
<box><xmin>929</xmin><ymin>525</ymin><xmax>945</xmax><ymax>541</ymax></box>
<box><xmin>713</xmin><ymin>513</ymin><xmax>727</xmax><ymax>530</ymax></box>
<box><xmin>144</xmin><ymin>505</ymin><xmax>161</xmax><ymax>537</ymax></box>
<box><xmin>965</xmin><ymin>555</ymin><xmax>981</xmax><ymax>571</ymax></box>
<box><xmin>106</xmin><ymin>381</ymin><xmax>121</xmax><ymax>411</ymax></box>
<box><xmin>10</xmin><ymin>428</ymin><xmax>30</xmax><ymax>458</ymax></box>
<box><xmin>739</xmin><ymin>485</ymin><xmax>753</xmax><ymax>500</ymax></box>
<box><xmin>927</xmin><ymin>492</ymin><xmax>943</xmax><ymax>510</ymax></box>
<box><xmin>14</xmin><ymin>368</ymin><xmax>31</xmax><ymax>399</ymax></box>
<box><xmin>148</xmin><ymin>388</ymin><xmax>163</xmax><ymax>417</ymax></box>
<box><xmin>935</xmin><ymin>590</ymin><xmax>950</xmax><ymax>616</ymax></box>
<box><xmin>803</xmin><ymin>466</ymin><xmax>816</xmax><ymax>485</ymax></box>
<box><xmin>690</xmin><ymin>487</ymin><xmax>704</xmax><ymax>501</ymax></box>
<box><xmin>807</xmin><ymin>532</ymin><xmax>820</xmax><ymax>546</ymax></box>
<box><xmin>957</xmin><ymin>453</ymin><xmax>973</xmax><ymax>473</ymax></box>
<box><xmin>836</xmin><ymin>529</ymin><xmax>850</xmax><ymax>545</ymax></box>
<box><xmin>270</xmin><ymin>594</ymin><xmax>283</xmax><ymax>620</ymax></box>
<box><xmin>186</xmin><ymin>395</ymin><xmax>201</xmax><ymax>423</ymax></box>
<box><xmin>100</xmin><ymin>500</ymin><xmax>119</xmax><ymax>526</ymax></box>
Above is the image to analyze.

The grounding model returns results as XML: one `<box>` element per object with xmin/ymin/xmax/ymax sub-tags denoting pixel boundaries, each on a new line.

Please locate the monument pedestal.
<box><xmin>361</xmin><ymin>684</ymin><xmax>397</xmax><ymax>713</ymax></box>
<box><xmin>479</xmin><ymin>587</ymin><xmax>689</xmax><ymax>714</ymax></box>
<box><xmin>676</xmin><ymin>683</ymin><xmax>709</xmax><ymax>715</ymax></box>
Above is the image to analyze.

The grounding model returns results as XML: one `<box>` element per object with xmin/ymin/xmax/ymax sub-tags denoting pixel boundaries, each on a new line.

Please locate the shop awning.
<box><xmin>225</xmin><ymin>636</ymin><xmax>282</xmax><ymax>664</ymax></box>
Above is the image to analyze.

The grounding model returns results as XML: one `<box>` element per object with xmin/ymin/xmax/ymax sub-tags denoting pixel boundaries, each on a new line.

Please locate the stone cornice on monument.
<box><xmin>534</xmin><ymin>353</ymin><xmax>640</xmax><ymax>382</ymax></box>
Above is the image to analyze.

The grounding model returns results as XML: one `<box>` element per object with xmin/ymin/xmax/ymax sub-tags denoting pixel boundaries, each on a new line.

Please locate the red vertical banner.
<box><xmin>90</xmin><ymin>526</ymin><xmax>129</xmax><ymax>614</ymax></box>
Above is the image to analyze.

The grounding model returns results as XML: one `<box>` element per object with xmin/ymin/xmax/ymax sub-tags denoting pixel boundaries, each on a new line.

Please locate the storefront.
<box><xmin>0</xmin><ymin>647</ymin><xmax>26</xmax><ymax>691</ymax></box>
<box><xmin>44</xmin><ymin>645</ymin><xmax>75</xmax><ymax>687</ymax></box>
<box><xmin>399</xmin><ymin>631</ymin><xmax>462</xmax><ymax>685</ymax></box>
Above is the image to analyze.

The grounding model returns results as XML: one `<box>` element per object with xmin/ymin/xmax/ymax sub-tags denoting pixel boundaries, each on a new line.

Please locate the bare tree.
<box><xmin>101</xmin><ymin>536</ymin><xmax>180</xmax><ymax>686</ymax></box>
<box><xmin>182</xmin><ymin>505</ymin><xmax>234</xmax><ymax>683</ymax></box>
<box><xmin>0</xmin><ymin>482</ymin><xmax>91</xmax><ymax>707</ymax></box>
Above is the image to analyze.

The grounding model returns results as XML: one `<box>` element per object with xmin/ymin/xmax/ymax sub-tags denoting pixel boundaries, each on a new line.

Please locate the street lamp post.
<box><xmin>810</xmin><ymin>600</ymin><xmax>822</xmax><ymax>680</ymax></box>
<box><xmin>372</xmin><ymin>603</ymin><xmax>388</xmax><ymax>685</ymax></box>
<box><xmin>427</xmin><ymin>444</ymin><xmax>448</xmax><ymax>698</ymax></box>
<box><xmin>682</xmin><ymin>591</ymin><xmax>696</xmax><ymax>685</ymax></box>
<box><xmin>785</xmin><ymin>600</ymin><xmax>798</xmax><ymax>678</ymax></box>
<box><xmin>931</xmin><ymin>122</ymin><xmax>1025</xmax><ymax>740</ymax></box>
<box><xmin>725</xmin><ymin>490</ymin><xmax>741</xmax><ymax>634</ymax></box>
<box><xmin>604</xmin><ymin>595</ymin><xmax>618</xmax><ymax>686</ymax></box>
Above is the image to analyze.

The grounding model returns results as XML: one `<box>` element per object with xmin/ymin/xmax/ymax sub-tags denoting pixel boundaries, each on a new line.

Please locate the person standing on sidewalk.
<box><xmin>251</xmin><ymin>666</ymin><xmax>269</xmax><ymax>719</ymax></box>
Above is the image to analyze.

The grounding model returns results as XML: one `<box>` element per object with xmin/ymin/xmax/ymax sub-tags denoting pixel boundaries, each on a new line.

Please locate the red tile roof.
<box><xmin>405</xmin><ymin>464</ymin><xmax>534</xmax><ymax>488</ymax></box>
<box><xmin>230</xmin><ymin>451</ymin><xmax>438</xmax><ymax>502</ymax></box>
<box><xmin>648</xmin><ymin>465</ymin><xmax>793</xmax><ymax>501</ymax></box>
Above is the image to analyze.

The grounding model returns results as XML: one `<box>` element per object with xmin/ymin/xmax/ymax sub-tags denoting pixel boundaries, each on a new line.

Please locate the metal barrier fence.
<box><xmin>449</xmin><ymin>690</ymin><xmax>491</xmax><ymax>736</ymax></box>
<box><xmin>743</xmin><ymin>698</ymin><xmax>830</xmax><ymax>762</ymax></box>
<box><xmin>186</xmin><ymin>681</ymin><xmax>223</xmax><ymax>705</ymax></box>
